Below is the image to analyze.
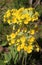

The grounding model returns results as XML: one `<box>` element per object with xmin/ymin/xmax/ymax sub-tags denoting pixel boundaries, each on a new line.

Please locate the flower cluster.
<box><xmin>3</xmin><ymin>7</ymin><xmax>39</xmax><ymax>25</ymax></box>
<box><xmin>3</xmin><ymin>7</ymin><xmax>40</xmax><ymax>54</ymax></box>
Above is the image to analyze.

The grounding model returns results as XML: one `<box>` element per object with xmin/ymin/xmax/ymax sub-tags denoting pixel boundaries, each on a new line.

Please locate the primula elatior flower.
<box><xmin>6</xmin><ymin>10</ymin><xmax>11</xmax><ymax>18</ymax></box>
<box><xmin>17</xmin><ymin>43</ymin><xmax>33</xmax><ymax>54</ymax></box>
<box><xmin>17</xmin><ymin>45</ymin><xmax>21</xmax><ymax>52</ymax></box>
<box><xmin>3</xmin><ymin>7</ymin><xmax>39</xmax><ymax>25</ymax></box>
<box><xmin>11</xmin><ymin>9</ymin><xmax>17</xmax><ymax>13</ymax></box>
<box><xmin>29</xmin><ymin>29</ymin><xmax>35</xmax><ymax>35</ymax></box>
<box><xmin>27</xmin><ymin>7</ymin><xmax>34</xmax><ymax>11</ymax></box>
<box><xmin>32</xmin><ymin>17</ymin><xmax>38</xmax><ymax>22</ymax></box>
<box><xmin>24</xmin><ymin>46</ymin><xmax>27</xmax><ymax>52</ymax></box>
<box><xmin>34</xmin><ymin>12</ymin><xmax>39</xmax><ymax>17</ymax></box>
<box><xmin>17</xmin><ymin>39</ymin><xmax>20</xmax><ymax>43</ymax></box>
<box><xmin>20</xmin><ymin>43</ymin><xmax>25</xmax><ymax>49</ymax></box>
<box><xmin>24</xmin><ymin>16</ymin><xmax>31</xmax><ymax>24</ymax></box>
<box><xmin>4</xmin><ymin>7</ymin><xmax>40</xmax><ymax>55</ymax></box>
<box><xmin>28</xmin><ymin>37</ymin><xmax>35</xmax><ymax>43</ymax></box>
<box><xmin>24</xmin><ymin>45</ymin><xmax>34</xmax><ymax>53</ymax></box>
<box><xmin>10</xmin><ymin>39</ymin><xmax>15</xmax><ymax>44</ymax></box>
<box><xmin>18</xmin><ymin>7</ymin><xmax>24</xmax><ymax>13</ymax></box>
<box><xmin>3</xmin><ymin>7</ymin><xmax>40</xmax><ymax>65</ymax></box>
<box><xmin>7</xmin><ymin>19</ymin><xmax>11</xmax><ymax>24</ymax></box>
<box><xmin>3</xmin><ymin>15</ymin><xmax>6</xmax><ymax>22</ymax></box>
<box><xmin>7</xmin><ymin>35</ymin><xmax>10</xmax><ymax>41</ymax></box>
<box><xmin>7</xmin><ymin>33</ymin><xmax>17</xmax><ymax>45</ymax></box>
<box><xmin>10</xmin><ymin>33</ymin><xmax>16</xmax><ymax>39</ymax></box>
<box><xmin>20</xmin><ymin>36</ymin><xmax>26</xmax><ymax>43</ymax></box>
<box><xmin>27</xmin><ymin>45</ymin><xmax>33</xmax><ymax>53</ymax></box>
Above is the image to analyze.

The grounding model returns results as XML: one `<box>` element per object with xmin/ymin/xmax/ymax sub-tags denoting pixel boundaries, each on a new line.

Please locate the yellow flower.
<box><xmin>17</xmin><ymin>39</ymin><xmax>20</xmax><ymax>42</ymax></box>
<box><xmin>30</xmin><ymin>29</ymin><xmax>35</xmax><ymax>35</ymax></box>
<box><xmin>18</xmin><ymin>7</ymin><xmax>24</xmax><ymax>13</ymax></box>
<box><xmin>32</xmin><ymin>13</ymin><xmax>38</xmax><ymax>22</ymax></box>
<box><xmin>20</xmin><ymin>36</ymin><xmax>26</xmax><ymax>43</ymax></box>
<box><xmin>10</xmin><ymin>33</ymin><xmax>16</xmax><ymax>39</ymax></box>
<box><xmin>34</xmin><ymin>12</ymin><xmax>39</xmax><ymax>16</ymax></box>
<box><xmin>24</xmin><ymin>18</ymin><xmax>29</xmax><ymax>24</ymax></box>
<box><xmin>14</xmin><ymin>12</ymin><xmax>21</xmax><ymax>21</ymax></box>
<box><xmin>3</xmin><ymin>8</ymin><xmax>39</xmax><ymax>25</ymax></box>
<box><xmin>28</xmin><ymin>17</ymin><xmax>31</xmax><ymax>21</ymax></box>
<box><xmin>3</xmin><ymin>18</ymin><xmax>6</xmax><ymax>22</ymax></box>
<box><xmin>27</xmin><ymin>45</ymin><xmax>33</xmax><ymax>53</ymax></box>
<box><xmin>7</xmin><ymin>35</ymin><xmax>10</xmax><ymax>41</ymax></box>
<box><xmin>28</xmin><ymin>8</ymin><xmax>34</xmax><ymax>11</ymax></box>
<box><xmin>11</xmin><ymin>39</ymin><xmax>15</xmax><ymax>44</ymax></box>
<box><xmin>20</xmin><ymin>43</ymin><xmax>25</xmax><ymax>49</ymax></box>
<box><xmin>7</xmin><ymin>19</ymin><xmax>11</xmax><ymax>24</ymax></box>
<box><xmin>17</xmin><ymin>45</ymin><xmax>21</xmax><ymax>51</ymax></box>
<box><xmin>32</xmin><ymin>17</ymin><xmax>35</xmax><ymax>22</ymax></box>
<box><xmin>24</xmin><ymin>46</ymin><xmax>27</xmax><ymax>52</ymax></box>
<box><xmin>12</xmin><ymin>17</ymin><xmax>17</xmax><ymax>24</ymax></box>
<box><xmin>6</xmin><ymin>10</ymin><xmax>11</xmax><ymax>18</ymax></box>
<box><xmin>20</xmin><ymin>14</ymin><xmax>25</xmax><ymax>19</ymax></box>
<box><xmin>24</xmin><ymin>20</ymin><xmax>29</xmax><ymax>24</ymax></box>
<box><xmin>28</xmin><ymin>37</ymin><xmax>35</xmax><ymax>43</ymax></box>
<box><xmin>24</xmin><ymin>16</ymin><xmax>31</xmax><ymax>24</ymax></box>
<box><xmin>3</xmin><ymin>15</ymin><xmax>6</xmax><ymax>22</ymax></box>
<box><xmin>11</xmin><ymin>9</ymin><xmax>17</xmax><ymax>13</ymax></box>
<box><xmin>35</xmin><ymin>17</ymin><xmax>38</xmax><ymax>20</ymax></box>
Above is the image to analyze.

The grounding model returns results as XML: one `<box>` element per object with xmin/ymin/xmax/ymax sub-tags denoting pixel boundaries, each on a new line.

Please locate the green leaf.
<box><xmin>0</xmin><ymin>60</ymin><xmax>6</xmax><ymax>65</ymax></box>
<box><xmin>4</xmin><ymin>52</ymin><xmax>11</xmax><ymax>63</ymax></box>
<box><xmin>18</xmin><ymin>50</ymin><xmax>23</xmax><ymax>61</ymax></box>
<box><xmin>1</xmin><ymin>41</ymin><xmax>7</xmax><ymax>46</ymax></box>
<box><xmin>9</xmin><ymin>46</ymin><xmax>18</xmax><ymax>59</ymax></box>
<box><xmin>8</xmin><ymin>46</ymin><xmax>19</xmax><ymax>64</ymax></box>
<box><xmin>14</xmin><ymin>54</ymin><xmax>19</xmax><ymax>64</ymax></box>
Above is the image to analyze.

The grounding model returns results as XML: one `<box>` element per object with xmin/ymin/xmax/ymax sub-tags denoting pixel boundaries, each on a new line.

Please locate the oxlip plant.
<box><xmin>2</xmin><ymin>7</ymin><xmax>40</xmax><ymax>65</ymax></box>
